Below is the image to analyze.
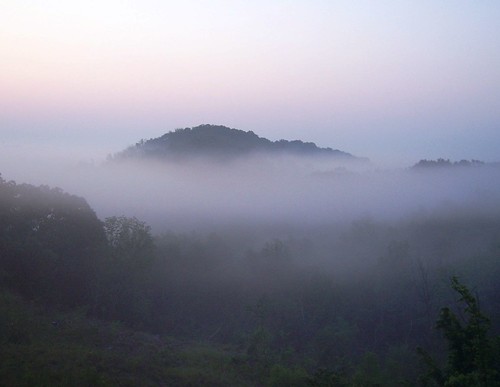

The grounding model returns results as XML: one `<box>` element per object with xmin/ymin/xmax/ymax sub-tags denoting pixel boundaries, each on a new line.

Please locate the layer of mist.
<box><xmin>2</xmin><ymin>146</ymin><xmax>499</xmax><ymax>242</ymax></box>
<box><xmin>3</xmin><ymin>140</ymin><xmax>500</xmax><ymax>385</ymax></box>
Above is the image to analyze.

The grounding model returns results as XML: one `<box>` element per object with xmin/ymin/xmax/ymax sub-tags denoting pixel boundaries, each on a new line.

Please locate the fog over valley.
<box><xmin>2</xmin><ymin>126</ymin><xmax>499</xmax><ymax>236</ymax></box>
<box><xmin>2</xmin><ymin>125</ymin><xmax>500</xmax><ymax>385</ymax></box>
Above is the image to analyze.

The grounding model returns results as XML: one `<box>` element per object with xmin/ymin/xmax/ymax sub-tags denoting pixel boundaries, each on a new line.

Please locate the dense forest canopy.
<box><xmin>110</xmin><ymin>124</ymin><xmax>357</xmax><ymax>162</ymax></box>
<box><xmin>0</xmin><ymin>175</ymin><xmax>106</xmax><ymax>307</ymax></box>
<box><xmin>1</xmin><ymin>164</ymin><xmax>500</xmax><ymax>385</ymax></box>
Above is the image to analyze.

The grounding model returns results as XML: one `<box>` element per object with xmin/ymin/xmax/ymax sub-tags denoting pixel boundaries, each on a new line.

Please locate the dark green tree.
<box><xmin>0</xmin><ymin>177</ymin><xmax>106</xmax><ymax>307</ymax></box>
<box><xmin>418</xmin><ymin>277</ymin><xmax>500</xmax><ymax>386</ymax></box>
<box><xmin>103</xmin><ymin>216</ymin><xmax>155</xmax><ymax>270</ymax></box>
<box><xmin>94</xmin><ymin>216</ymin><xmax>156</xmax><ymax>326</ymax></box>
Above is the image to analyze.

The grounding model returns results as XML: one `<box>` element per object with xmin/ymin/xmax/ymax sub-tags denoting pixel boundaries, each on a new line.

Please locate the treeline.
<box><xmin>111</xmin><ymin>124</ymin><xmax>355</xmax><ymax>161</ymax></box>
<box><xmin>0</xmin><ymin>175</ymin><xmax>106</xmax><ymax>307</ymax></box>
<box><xmin>1</xmin><ymin>174</ymin><xmax>500</xmax><ymax>385</ymax></box>
<box><xmin>412</xmin><ymin>158</ymin><xmax>485</xmax><ymax>169</ymax></box>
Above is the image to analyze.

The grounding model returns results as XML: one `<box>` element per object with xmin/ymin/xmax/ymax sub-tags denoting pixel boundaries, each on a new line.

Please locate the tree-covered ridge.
<box><xmin>0</xmin><ymin>175</ymin><xmax>106</xmax><ymax>307</ymax></box>
<box><xmin>112</xmin><ymin>124</ymin><xmax>356</xmax><ymax>161</ymax></box>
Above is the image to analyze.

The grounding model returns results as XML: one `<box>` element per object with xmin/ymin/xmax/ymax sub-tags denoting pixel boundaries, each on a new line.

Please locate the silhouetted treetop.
<box><xmin>0</xmin><ymin>176</ymin><xmax>106</xmax><ymax>306</ymax></box>
<box><xmin>112</xmin><ymin>124</ymin><xmax>356</xmax><ymax>161</ymax></box>
<box><xmin>412</xmin><ymin>158</ymin><xmax>485</xmax><ymax>169</ymax></box>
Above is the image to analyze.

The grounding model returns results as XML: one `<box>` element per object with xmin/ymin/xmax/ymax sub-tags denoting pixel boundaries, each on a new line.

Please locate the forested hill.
<box><xmin>112</xmin><ymin>124</ymin><xmax>357</xmax><ymax>161</ymax></box>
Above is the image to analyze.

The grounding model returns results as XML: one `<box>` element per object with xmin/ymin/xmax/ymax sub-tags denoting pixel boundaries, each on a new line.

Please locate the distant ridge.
<box><xmin>411</xmin><ymin>158</ymin><xmax>485</xmax><ymax>169</ymax></box>
<box><xmin>112</xmin><ymin>124</ymin><xmax>357</xmax><ymax>161</ymax></box>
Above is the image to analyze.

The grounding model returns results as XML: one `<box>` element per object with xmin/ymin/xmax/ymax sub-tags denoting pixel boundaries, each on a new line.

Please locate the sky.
<box><xmin>1</xmin><ymin>0</ymin><xmax>500</xmax><ymax>167</ymax></box>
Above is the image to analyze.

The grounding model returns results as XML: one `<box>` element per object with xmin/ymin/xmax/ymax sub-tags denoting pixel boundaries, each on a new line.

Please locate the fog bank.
<box><xmin>2</xmin><ymin>146</ymin><xmax>499</xmax><ymax>236</ymax></box>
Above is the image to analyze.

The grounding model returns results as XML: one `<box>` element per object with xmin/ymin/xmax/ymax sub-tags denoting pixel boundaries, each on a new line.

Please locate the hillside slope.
<box><xmin>112</xmin><ymin>124</ymin><xmax>356</xmax><ymax>161</ymax></box>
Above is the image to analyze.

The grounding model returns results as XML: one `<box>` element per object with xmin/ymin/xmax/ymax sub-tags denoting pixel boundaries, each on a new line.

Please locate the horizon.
<box><xmin>2</xmin><ymin>1</ymin><xmax>500</xmax><ymax>170</ymax></box>
<box><xmin>0</xmin><ymin>121</ymin><xmax>497</xmax><ymax>188</ymax></box>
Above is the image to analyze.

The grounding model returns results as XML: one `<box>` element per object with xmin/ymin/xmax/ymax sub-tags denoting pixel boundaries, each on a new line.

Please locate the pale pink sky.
<box><xmin>1</xmin><ymin>0</ymin><xmax>500</xmax><ymax>166</ymax></box>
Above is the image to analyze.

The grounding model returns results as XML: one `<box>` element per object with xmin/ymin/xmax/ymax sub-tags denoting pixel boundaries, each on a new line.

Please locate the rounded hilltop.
<box><xmin>111</xmin><ymin>124</ymin><xmax>358</xmax><ymax>162</ymax></box>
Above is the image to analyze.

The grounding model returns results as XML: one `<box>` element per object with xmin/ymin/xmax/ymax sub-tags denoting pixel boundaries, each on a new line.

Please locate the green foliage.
<box><xmin>419</xmin><ymin>277</ymin><xmax>500</xmax><ymax>386</ymax></box>
<box><xmin>0</xmin><ymin>178</ymin><xmax>106</xmax><ymax>307</ymax></box>
<box><xmin>247</xmin><ymin>326</ymin><xmax>273</xmax><ymax>365</ymax></box>
<box><xmin>94</xmin><ymin>216</ymin><xmax>156</xmax><ymax>326</ymax></box>
<box><xmin>103</xmin><ymin>216</ymin><xmax>155</xmax><ymax>269</ymax></box>
<box><xmin>3</xmin><ymin>173</ymin><xmax>500</xmax><ymax>385</ymax></box>
<box><xmin>351</xmin><ymin>352</ymin><xmax>383</xmax><ymax>386</ymax></box>
<box><xmin>267</xmin><ymin>364</ymin><xmax>308</xmax><ymax>386</ymax></box>
<box><xmin>0</xmin><ymin>290</ymin><xmax>260</xmax><ymax>386</ymax></box>
<box><xmin>308</xmin><ymin>368</ymin><xmax>350</xmax><ymax>386</ymax></box>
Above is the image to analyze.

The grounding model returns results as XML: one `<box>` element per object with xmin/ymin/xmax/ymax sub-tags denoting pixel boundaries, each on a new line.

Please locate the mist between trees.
<box><xmin>1</xmin><ymin>156</ymin><xmax>500</xmax><ymax>385</ymax></box>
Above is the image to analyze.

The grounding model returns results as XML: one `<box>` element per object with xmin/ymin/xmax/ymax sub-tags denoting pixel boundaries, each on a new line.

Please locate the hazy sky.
<box><xmin>2</xmin><ymin>1</ymin><xmax>500</xmax><ymax>166</ymax></box>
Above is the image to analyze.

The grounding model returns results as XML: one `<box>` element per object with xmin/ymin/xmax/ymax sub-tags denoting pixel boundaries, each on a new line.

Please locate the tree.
<box><xmin>418</xmin><ymin>277</ymin><xmax>500</xmax><ymax>386</ymax></box>
<box><xmin>95</xmin><ymin>216</ymin><xmax>156</xmax><ymax>326</ymax></box>
<box><xmin>103</xmin><ymin>216</ymin><xmax>154</xmax><ymax>270</ymax></box>
<box><xmin>0</xmin><ymin>178</ymin><xmax>106</xmax><ymax>307</ymax></box>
